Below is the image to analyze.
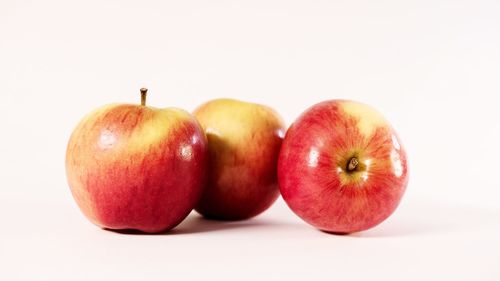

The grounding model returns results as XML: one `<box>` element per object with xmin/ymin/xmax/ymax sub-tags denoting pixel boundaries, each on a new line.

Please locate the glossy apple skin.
<box><xmin>278</xmin><ymin>100</ymin><xmax>409</xmax><ymax>233</ymax></box>
<box><xmin>193</xmin><ymin>99</ymin><xmax>285</xmax><ymax>220</ymax></box>
<box><xmin>66</xmin><ymin>104</ymin><xmax>208</xmax><ymax>233</ymax></box>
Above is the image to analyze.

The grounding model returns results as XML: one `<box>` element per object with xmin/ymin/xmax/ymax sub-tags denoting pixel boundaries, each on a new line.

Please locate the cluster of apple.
<box><xmin>66</xmin><ymin>88</ymin><xmax>408</xmax><ymax>234</ymax></box>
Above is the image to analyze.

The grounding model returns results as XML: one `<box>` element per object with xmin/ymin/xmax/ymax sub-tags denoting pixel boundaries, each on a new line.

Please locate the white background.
<box><xmin>1</xmin><ymin>0</ymin><xmax>499</xmax><ymax>280</ymax></box>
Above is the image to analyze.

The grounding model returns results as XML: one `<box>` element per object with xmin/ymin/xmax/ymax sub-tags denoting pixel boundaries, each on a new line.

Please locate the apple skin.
<box><xmin>278</xmin><ymin>100</ymin><xmax>409</xmax><ymax>234</ymax></box>
<box><xmin>193</xmin><ymin>99</ymin><xmax>286</xmax><ymax>220</ymax></box>
<box><xmin>66</xmin><ymin>102</ymin><xmax>208</xmax><ymax>233</ymax></box>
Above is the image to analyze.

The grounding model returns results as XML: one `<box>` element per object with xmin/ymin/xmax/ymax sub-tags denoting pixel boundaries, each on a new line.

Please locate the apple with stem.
<box><xmin>193</xmin><ymin>99</ymin><xmax>286</xmax><ymax>220</ymax></box>
<box><xmin>66</xmin><ymin>88</ymin><xmax>208</xmax><ymax>233</ymax></box>
<box><xmin>278</xmin><ymin>100</ymin><xmax>409</xmax><ymax>234</ymax></box>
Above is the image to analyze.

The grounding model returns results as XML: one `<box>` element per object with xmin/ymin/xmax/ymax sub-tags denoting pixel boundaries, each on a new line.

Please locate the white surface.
<box><xmin>1</xmin><ymin>0</ymin><xmax>499</xmax><ymax>280</ymax></box>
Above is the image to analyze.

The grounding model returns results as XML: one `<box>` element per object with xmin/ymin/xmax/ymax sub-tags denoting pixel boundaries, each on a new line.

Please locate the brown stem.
<box><xmin>347</xmin><ymin>157</ymin><xmax>359</xmax><ymax>172</ymax></box>
<box><xmin>140</xmin><ymin>88</ymin><xmax>148</xmax><ymax>106</ymax></box>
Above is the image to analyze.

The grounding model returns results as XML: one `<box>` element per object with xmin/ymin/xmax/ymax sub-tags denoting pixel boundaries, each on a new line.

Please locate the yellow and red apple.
<box><xmin>193</xmin><ymin>99</ymin><xmax>286</xmax><ymax>220</ymax></box>
<box><xmin>66</xmin><ymin>89</ymin><xmax>208</xmax><ymax>233</ymax></box>
<box><xmin>278</xmin><ymin>100</ymin><xmax>409</xmax><ymax>233</ymax></box>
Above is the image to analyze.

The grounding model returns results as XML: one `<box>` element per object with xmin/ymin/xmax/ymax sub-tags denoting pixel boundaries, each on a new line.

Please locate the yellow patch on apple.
<box><xmin>340</xmin><ymin>101</ymin><xmax>387</xmax><ymax>137</ymax></box>
<box><xmin>126</xmin><ymin>108</ymin><xmax>191</xmax><ymax>151</ymax></box>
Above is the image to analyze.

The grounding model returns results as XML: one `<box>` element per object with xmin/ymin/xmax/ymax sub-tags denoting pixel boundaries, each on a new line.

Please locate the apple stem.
<box><xmin>347</xmin><ymin>157</ymin><xmax>359</xmax><ymax>172</ymax></box>
<box><xmin>140</xmin><ymin>88</ymin><xmax>148</xmax><ymax>106</ymax></box>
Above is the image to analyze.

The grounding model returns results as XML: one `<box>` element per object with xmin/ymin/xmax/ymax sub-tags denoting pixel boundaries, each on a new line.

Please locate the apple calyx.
<box><xmin>346</xmin><ymin>157</ymin><xmax>359</xmax><ymax>172</ymax></box>
<box><xmin>338</xmin><ymin>153</ymin><xmax>368</xmax><ymax>184</ymax></box>
<box><xmin>140</xmin><ymin>88</ymin><xmax>148</xmax><ymax>106</ymax></box>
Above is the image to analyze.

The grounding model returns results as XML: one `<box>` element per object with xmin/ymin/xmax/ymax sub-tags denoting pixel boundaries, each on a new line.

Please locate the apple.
<box><xmin>278</xmin><ymin>100</ymin><xmax>409</xmax><ymax>233</ymax></box>
<box><xmin>193</xmin><ymin>99</ymin><xmax>286</xmax><ymax>220</ymax></box>
<box><xmin>66</xmin><ymin>88</ymin><xmax>208</xmax><ymax>233</ymax></box>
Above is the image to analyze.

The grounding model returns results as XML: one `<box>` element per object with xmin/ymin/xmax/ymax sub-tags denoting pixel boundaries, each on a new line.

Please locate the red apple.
<box><xmin>66</xmin><ymin>89</ymin><xmax>208</xmax><ymax>233</ymax></box>
<box><xmin>193</xmin><ymin>99</ymin><xmax>286</xmax><ymax>220</ymax></box>
<box><xmin>278</xmin><ymin>100</ymin><xmax>409</xmax><ymax>233</ymax></box>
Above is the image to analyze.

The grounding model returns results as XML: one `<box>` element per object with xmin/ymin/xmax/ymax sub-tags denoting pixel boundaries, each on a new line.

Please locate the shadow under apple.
<box><xmin>107</xmin><ymin>213</ymin><xmax>279</xmax><ymax>235</ymax></box>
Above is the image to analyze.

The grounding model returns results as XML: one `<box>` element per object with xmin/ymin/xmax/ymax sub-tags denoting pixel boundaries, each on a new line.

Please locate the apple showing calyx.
<box><xmin>278</xmin><ymin>100</ymin><xmax>409</xmax><ymax>234</ymax></box>
<box><xmin>194</xmin><ymin>99</ymin><xmax>286</xmax><ymax>220</ymax></box>
<box><xmin>66</xmin><ymin>89</ymin><xmax>208</xmax><ymax>233</ymax></box>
